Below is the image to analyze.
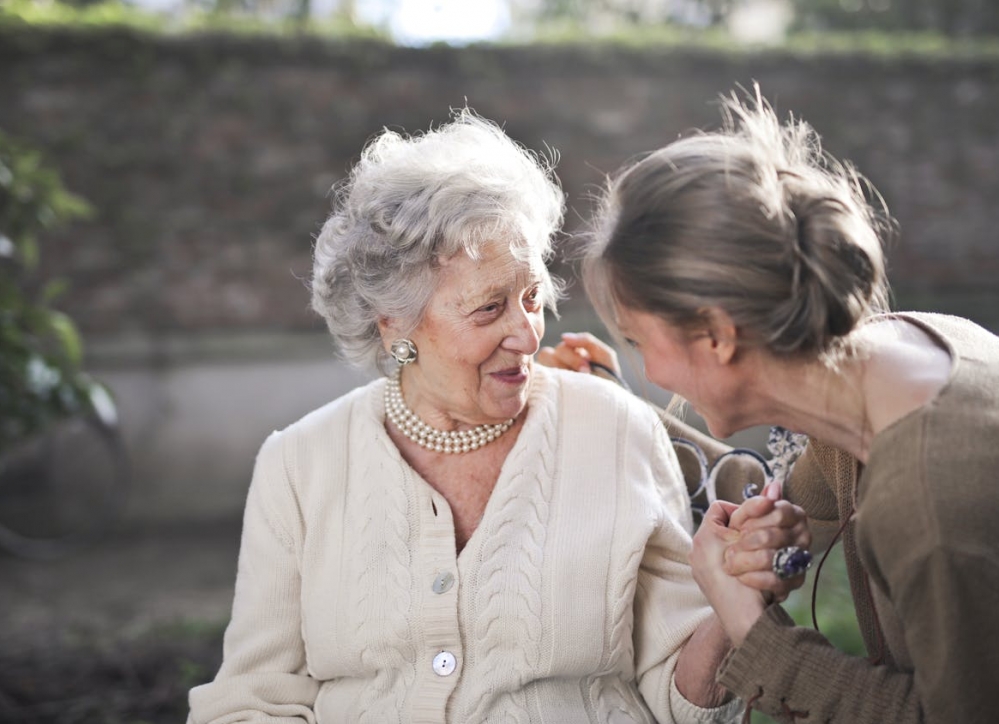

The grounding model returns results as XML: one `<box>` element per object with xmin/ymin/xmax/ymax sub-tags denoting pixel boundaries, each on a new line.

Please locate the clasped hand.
<box><xmin>690</xmin><ymin>494</ymin><xmax>811</xmax><ymax>647</ymax></box>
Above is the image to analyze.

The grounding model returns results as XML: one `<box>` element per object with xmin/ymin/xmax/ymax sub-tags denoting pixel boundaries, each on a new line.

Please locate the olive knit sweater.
<box><xmin>717</xmin><ymin>312</ymin><xmax>999</xmax><ymax>723</ymax></box>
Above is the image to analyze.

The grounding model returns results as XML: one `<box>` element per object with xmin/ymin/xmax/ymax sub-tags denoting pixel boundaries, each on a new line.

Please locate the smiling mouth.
<box><xmin>491</xmin><ymin>365</ymin><xmax>529</xmax><ymax>383</ymax></box>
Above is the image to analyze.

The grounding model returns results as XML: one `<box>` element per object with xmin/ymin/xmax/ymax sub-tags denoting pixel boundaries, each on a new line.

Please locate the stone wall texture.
<box><xmin>3</xmin><ymin>27</ymin><xmax>999</xmax><ymax>340</ymax></box>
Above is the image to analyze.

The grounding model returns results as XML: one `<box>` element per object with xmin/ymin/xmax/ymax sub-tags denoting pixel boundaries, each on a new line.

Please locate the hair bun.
<box><xmin>772</xmin><ymin>175</ymin><xmax>888</xmax><ymax>356</ymax></box>
<box><xmin>585</xmin><ymin>85</ymin><xmax>892</xmax><ymax>365</ymax></box>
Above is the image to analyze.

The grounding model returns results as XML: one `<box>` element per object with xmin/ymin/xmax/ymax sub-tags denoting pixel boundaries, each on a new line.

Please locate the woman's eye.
<box><xmin>624</xmin><ymin>337</ymin><xmax>639</xmax><ymax>349</ymax></box>
<box><xmin>524</xmin><ymin>287</ymin><xmax>542</xmax><ymax>307</ymax></box>
<box><xmin>478</xmin><ymin>302</ymin><xmax>502</xmax><ymax>315</ymax></box>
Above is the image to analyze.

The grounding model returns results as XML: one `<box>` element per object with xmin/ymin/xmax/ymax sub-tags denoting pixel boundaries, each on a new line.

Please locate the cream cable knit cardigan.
<box><xmin>188</xmin><ymin>366</ymin><xmax>742</xmax><ymax>724</ymax></box>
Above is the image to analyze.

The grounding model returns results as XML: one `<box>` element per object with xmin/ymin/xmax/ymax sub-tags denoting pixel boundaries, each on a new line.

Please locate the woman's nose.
<box><xmin>504</xmin><ymin>307</ymin><xmax>542</xmax><ymax>355</ymax></box>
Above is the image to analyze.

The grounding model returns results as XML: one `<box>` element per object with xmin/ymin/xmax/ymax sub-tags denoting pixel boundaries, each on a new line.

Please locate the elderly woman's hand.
<box><xmin>537</xmin><ymin>332</ymin><xmax>622</xmax><ymax>378</ymax></box>
<box><xmin>690</xmin><ymin>500</ymin><xmax>769</xmax><ymax>647</ymax></box>
<box><xmin>722</xmin><ymin>496</ymin><xmax>813</xmax><ymax>603</ymax></box>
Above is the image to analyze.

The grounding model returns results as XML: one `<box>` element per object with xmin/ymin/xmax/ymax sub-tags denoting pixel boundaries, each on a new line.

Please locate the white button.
<box><xmin>432</xmin><ymin>651</ymin><xmax>457</xmax><ymax>676</ymax></box>
<box><xmin>432</xmin><ymin>571</ymin><xmax>454</xmax><ymax>594</ymax></box>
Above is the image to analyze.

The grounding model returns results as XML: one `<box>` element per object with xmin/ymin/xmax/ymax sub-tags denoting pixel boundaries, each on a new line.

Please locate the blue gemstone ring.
<box><xmin>772</xmin><ymin>546</ymin><xmax>813</xmax><ymax>580</ymax></box>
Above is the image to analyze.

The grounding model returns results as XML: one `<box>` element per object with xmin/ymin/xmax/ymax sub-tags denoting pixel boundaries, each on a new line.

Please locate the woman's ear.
<box><xmin>377</xmin><ymin>317</ymin><xmax>396</xmax><ymax>353</ymax></box>
<box><xmin>700</xmin><ymin>307</ymin><xmax>738</xmax><ymax>365</ymax></box>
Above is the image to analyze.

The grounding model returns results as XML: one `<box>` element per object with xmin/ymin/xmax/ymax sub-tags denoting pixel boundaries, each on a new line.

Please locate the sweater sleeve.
<box><xmin>633</xmin><ymin>428</ymin><xmax>743</xmax><ymax>724</ymax></box>
<box><xmin>783</xmin><ymin>439</ymin><xmax>851</xmax><ymax>553</ymax></box>
<box><xmin>783</xmin><ymin>439</ymin><xmax>840</xmax><ymax>522</ymax></box>
<box><xmin>187</xmin><ymin>431</ymin><xmax>320</xmax><ymax>724</ymax></box>
<box><xmin>717</xmin><ymin>604</ymin><xmax>920</xmax><ymax>723</ymax></box>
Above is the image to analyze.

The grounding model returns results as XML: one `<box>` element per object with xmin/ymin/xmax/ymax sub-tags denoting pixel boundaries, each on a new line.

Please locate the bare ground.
<box><xmin>0</xmin><ymin>521</ymin><xmax>241</xmax><ymax>723</ymax></box>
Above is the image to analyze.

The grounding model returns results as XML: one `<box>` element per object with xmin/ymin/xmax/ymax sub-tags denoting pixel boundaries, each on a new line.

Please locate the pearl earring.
<box><xmin>390</xmin><ymin>338</ymin><xmax>418</xmax><ymax>366</ymax></box>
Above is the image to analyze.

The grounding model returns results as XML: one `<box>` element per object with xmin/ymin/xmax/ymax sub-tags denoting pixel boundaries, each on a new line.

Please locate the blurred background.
<box><xmin>0</xmin><ymin>0</ymin><xmax>997</xmax><ymax>721</ymax></box>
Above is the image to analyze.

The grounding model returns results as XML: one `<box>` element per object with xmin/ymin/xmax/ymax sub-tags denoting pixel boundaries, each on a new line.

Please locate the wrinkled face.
<box><xmin>385</xmin><ymin>240</ymin><xmax>547</xmax><ymax>428</ymax></box>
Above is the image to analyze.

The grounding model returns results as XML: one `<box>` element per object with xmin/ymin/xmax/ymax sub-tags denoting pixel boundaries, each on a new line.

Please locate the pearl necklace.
<box><xmin>384</xmin><ymin>372</ymin><xmax>515</xmax><ymax>454</ymax></box>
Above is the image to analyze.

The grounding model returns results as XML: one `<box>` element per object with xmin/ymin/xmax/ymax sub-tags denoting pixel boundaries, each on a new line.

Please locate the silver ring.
<box><xmin>772</xmin><ymin>545</ymin><xmax>812</xmax><ymax>580</ymax></box>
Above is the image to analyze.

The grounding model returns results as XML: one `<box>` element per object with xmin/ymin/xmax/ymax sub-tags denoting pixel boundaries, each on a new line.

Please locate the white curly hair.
<box><xmin>311</xmin><ymin>109</ymin><xmax>566</xmax><ymax>372</ymax></box>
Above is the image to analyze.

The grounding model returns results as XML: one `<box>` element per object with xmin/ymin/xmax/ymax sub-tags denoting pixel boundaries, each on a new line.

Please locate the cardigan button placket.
<box><xmin>411</xmin><ymin>488</ymin><xmax>464</xmax><ymax>722</ymax></box>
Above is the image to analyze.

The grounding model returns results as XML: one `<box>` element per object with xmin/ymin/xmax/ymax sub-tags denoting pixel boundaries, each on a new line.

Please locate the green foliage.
<box><xmin>4</xmin><ymin>0</ymin><xmax>999</xmax><ymax>52</ymax></box>
<box><xmin>516</xmin><ymin>0</ymin><xmax>999</xmax><ymax>40</ymax></box>
<box><xmin>0</xmin><ymin>129</ymin><xmax>102</xmax><ymax>455</ymax></box>
<box><xmin>793</xmin><ymin>0</ymin><xmax>999</xmax><ymax>38</ymax></box>
<box><xmin>512</xmin><ymin>0</ymin><xmax>735</xmax><ymax>28</ymax></box>
<box><xmin>516</xmin><ymin>27</ymin><xmax>999</xmax><ymax>59</ymax></box>
<box><xmin>517</xmin><ymin>19</ymin><xmax>736</xmax><ymax>47</ymax></box>
<box><xmin>783</xmin><ymin>543</ymin><xmax>866</xmax><ymax>656</ymax></box>
<box><xmin>0</xmin><ymin>0</ymin><xmax>387</xmax><ymax>38</ymax></box>
<box><xmin>781</xmin><ymin>28</ymin><xmax>999</xmax><ymax>57</ymax></box>
<box><xmin>0</xmin><ymin>0</ymin><xmax>166</xmax><ymax>30</ymax></box>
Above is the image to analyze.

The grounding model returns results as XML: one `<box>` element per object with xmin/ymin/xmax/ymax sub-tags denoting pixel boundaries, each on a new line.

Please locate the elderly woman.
<box><xmin>186</xmin><ymin>111</ymin><xmax>755</xmax><ymax>723</ymax></box>
<box><xmin>580</xmin><ymin>88</ymin><xmax>999</xmax><ymax>723</ymax></box>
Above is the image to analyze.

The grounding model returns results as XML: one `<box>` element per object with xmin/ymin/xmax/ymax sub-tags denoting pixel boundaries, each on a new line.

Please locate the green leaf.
<box><xmin>41</xmin><ymin>278</ymin><xmax>69</xmax><ymax>303</ymax></box>
<box><xmin>18</xmin><ymin>233</ymin><xmax>39</xmax><ymax>270</ymax></box>
<box><xmin>46</xmin><ymin>310</ymin><xmax>83</xmax><ymax>367</ymax></box>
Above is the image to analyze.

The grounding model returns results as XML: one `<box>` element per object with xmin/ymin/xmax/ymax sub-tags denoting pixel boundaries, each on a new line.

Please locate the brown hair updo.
<box><xmin>584</xmin><ymin>86</ymin><xmax>892</xmax><ymax>361</ymax></box>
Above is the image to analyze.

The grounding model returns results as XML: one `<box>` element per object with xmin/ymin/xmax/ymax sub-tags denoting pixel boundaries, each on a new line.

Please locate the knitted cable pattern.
<box><xmin>462</xmin><ymin>380</ymin><xmax>558</xmax><ymax>722</ymax></box>
<box><xmin>351</xmin><ymin>433</ymin><xmax>417</xmax><ymax>723</ymax></box>
<box><xmin>589</xmin><ymin>404</ymin><xmax>651</xmax><ymax>722</ymax></box>
<box><xmin>590</xmin><ymin>674</ymin><xmax>655</xmax><ymax>724</ymax></box>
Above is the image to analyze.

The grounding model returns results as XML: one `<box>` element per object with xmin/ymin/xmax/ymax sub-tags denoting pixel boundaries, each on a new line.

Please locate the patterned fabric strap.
<box><xmin>766</xmin><ymin>426</ymin><xmax>809</xmax><ymax>492</ymax></box>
